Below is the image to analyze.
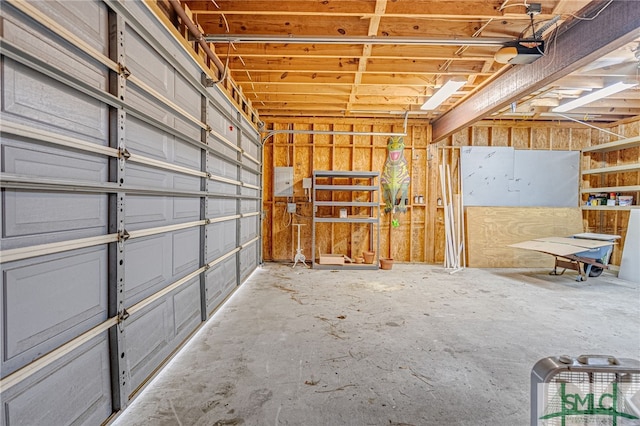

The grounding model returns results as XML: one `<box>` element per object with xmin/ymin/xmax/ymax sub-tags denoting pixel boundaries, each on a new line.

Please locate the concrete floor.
<box><xmin>112</xmin><ymin>263</ymin><xmax>640</xmax><ymax>426</ymax></box>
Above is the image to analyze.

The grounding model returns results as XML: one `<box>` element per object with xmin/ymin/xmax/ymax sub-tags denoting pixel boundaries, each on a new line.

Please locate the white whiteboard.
<box><xmin>461</xmin><ymin>147</ymin><xmax>579</xmax><ymax>207</ymax></box>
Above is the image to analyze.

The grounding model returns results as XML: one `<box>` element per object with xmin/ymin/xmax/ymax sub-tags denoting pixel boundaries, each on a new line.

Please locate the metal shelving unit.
<box><xmin>312</xmin><ymin>170</ymin><xmax>380</xmax><ymax>269</ymax></box>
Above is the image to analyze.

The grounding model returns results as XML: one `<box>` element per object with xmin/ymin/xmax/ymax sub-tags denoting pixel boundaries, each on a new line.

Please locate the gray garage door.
<box><xmin>0</xmin><ymin>1</ymin><xmax>262</xmax><ymax>424</ymax></box>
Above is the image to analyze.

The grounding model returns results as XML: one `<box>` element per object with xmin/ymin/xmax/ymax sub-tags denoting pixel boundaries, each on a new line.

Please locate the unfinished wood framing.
<box><xmin>262</xmin><ymin>117</ymin><xmax>640</xmax><ymax>267</ymax></box>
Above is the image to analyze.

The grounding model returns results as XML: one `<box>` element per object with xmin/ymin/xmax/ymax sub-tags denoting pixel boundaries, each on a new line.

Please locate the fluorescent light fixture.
<box><xmin>420</xmin><ymin>80</ymin><xmax>466</xmax><ymax>111</ymax></box>
<box><xmin>552</xmin><ymin>81</ymin><xmax>638</xmax><ymax>113</ymax></box>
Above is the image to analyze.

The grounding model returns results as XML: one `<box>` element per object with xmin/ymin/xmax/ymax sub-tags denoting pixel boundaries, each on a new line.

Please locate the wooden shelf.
<box><xmin>582</xmin><ymin>135</ymin><xmax>640</xmax><ymax>153</ymax></box>
<box><xmin>581</xmin><ymin>164</ymin><xmax>640</xmax><ymax>175</ymax></box>
<box><xmin>315</xmin><ymin>184</ymin><xmax>378</xmax><ymax>191</ymax></box>
<box><xmin>315</xmin><ymin>201</ymin><xmax>378</xmax><ymax>207</ymax></box>
<box><xmin>581</xmin><ymin>134</ymin><xmax>640</xmax><ymax>216</ymax></box>
<box><xmin>581</xmin><ymin>205</ymin><xmax>640</xmax><ymax>211</ymax></box>
<box><xmin>581</xmin><ymin>185</ymin><xmax>640</xmax><ymax>193</ymax></box>
<box><xmin>315</xmin><ymin>217</ymin><xmax>378</xmax><ymax>223</ymax></box>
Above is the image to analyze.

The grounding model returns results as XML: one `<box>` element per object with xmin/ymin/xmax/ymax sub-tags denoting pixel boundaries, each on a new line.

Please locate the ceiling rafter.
<box><xmin>180</xmin><ymin>0</ymin><xmax>640</xmax><ymax>122</ymax></box>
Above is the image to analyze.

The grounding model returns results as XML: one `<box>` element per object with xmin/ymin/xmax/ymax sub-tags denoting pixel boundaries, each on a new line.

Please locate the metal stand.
<box><xmin>292</xmin><ymin>223</ymin><xmax>308</xmax><ymax>268</ymax></box>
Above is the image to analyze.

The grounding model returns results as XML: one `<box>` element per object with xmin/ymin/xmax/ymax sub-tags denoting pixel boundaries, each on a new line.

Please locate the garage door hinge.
<box><xmin>118</xmin><ymin>148</ymin><xmax>131</xmax><ymax>160</ymax></box>
<box><xmin>118</xmin><ymin>229</ymin><xmax>130</xmax><ymax>242</ymax></box>
<box><xmin>118</xmin><ymin>308</ymin><xmax>130</xmax><ymax>323</ymax></box>
<box><xmin>205</xmin><ymin>125</ymin><xmax>212</xmax><ymax>133</ymax></box>
<box><xmin>118</xmin><ymin>63</ymin><xmax>131</xmax><ymax>79</ymax></box>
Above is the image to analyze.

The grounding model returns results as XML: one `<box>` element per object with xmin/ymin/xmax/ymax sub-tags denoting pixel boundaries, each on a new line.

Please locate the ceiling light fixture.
<box><xmin>552</xmin><ymin>81</ymin><xmax>638</xmax><ymax>112</ymax></box>
<box><xmin>420</xmin><ymin>80</ymin><xmax>466</xmax><ymax>111</ymax></box>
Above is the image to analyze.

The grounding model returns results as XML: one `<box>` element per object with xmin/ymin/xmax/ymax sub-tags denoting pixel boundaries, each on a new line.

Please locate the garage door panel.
<box><xmin>239</xmin><ymin>241</ymin><xmax>258</xmax><ymax>281</ymax></box>
<box><xmin>1</xmin><ymin>247</ymin><xmax>107</xmax><ymax>375</ymax></box>
<box><xmin>0</xmin><ymin>1</ymin><xmax>262</xmax><ymax>422</ymax></box>
<box><xmin>241</xmin><ymin>133</ymin><xmax>260</xmax><ymax>159</ymax></box>
<box><xmin>206</xmin><ymin>222</ymin><xmax>236</xmax><ymax>262</ymax></box>
<box><xmin>2</xmin><ymin>17</ymin><xmax>108</xmax><ymax>92</ymax></box>
<box><xmin>207</xmin><ymin>134</ymin><xmax>237</xmax><ymax>159</ymax></box>
<box><xmin>126</xmin><ymin>88</ymin><xmax>172</xmax><ymax>127</ymax></box>
<box><xmin>207</xmin><ymin>197</ymin><xmax>236</xmax><ymax>218</ymax></box>
<box><xmin>125</xmin><ymin>277</ymin><xmax>201</xmax><ymax>394</ymax></box>
<box><xmin>173</xmin><ymin>277</ymin><xmax>201</xmax><ymax>336</ymax></box>
<box><xmin>125</xmin><ymin>26</ymin><xmax>173</xmax><ymax>98</ymax></box>
<box><xmin>173</xmin><ymin>197</ymin><xmax>200</xmax><ymax>221</ymax></box>
<box><xmin>1</xmin><ymin>335</ymin><xmax>111</xmax><ymax>426</ymax></box>
<box><xmin>241</xmin><ymin>187</ymin><xmax>259</xmax><ymax>198</ymax></box>
<box><xmin>174</xmin><ymin>74</ymin><xmax>201</xmax><ymax>121</ymax></box>
<box><xmin>2</xmin><ymin>141</ymin><xmax>108</xmax><ymax>181</ymax></box>
<box><xmin>207</xmin><ymin>88</ymin><xmax>236</xmax><ymax>119</ymax></box>
<box><xmin>241</xmin><ymin>169</ymin><xmax>259</xmax><ymax>188</ymax></box>
<box><xmin>173</xmin><ymin>174</ymin><xmax>200</xmax><ymax>192</ymax></box>
<box><xmin>126</xmin><ymin>164</ymin><xmax>200</xmax><ymax>191</ymax></box>
<box><xmin>209</xmin><ymin>181</ymin><xmax>237</xmax><ymax>195</ymax></box>
<box><xmin>125</xmin><ymin>195</ymin><xmax>172</xmax><ymax>229</ymax></box>
<box><xmin>241</xmin><ymin>199</ymin><xmax>259</xmax><ymax>214</ymax></box>
<box><xmin>29</xmin><ymin>0</ymin><xmax>109</xmax><ymax>55</ymax></box>
<box><xmin>124</xmin><ymin>301</ymin><xmax>172</xmax><ymax>391</ymax></box>
<box><xmin>125</xmin><ymin>117</ymin><xmax>201</xmax><ymax>170</ymax></box>
<box><xmin>205</xmin><ymin>256</ymin><xmax>237</xmax><ymax>314</ymax></box>
<box><xmin>241</xmin><ymin>216</ymin><xmax>259</xmax><ymax>243</ymax></box>
<box><xmin>174</xmin><ymin>138</ymin><xmax>201</xmax><ymax>170</ymax></box>
<box><xmin>172</xmin><ymin>228</ymin><xmax>200</xmax><ymax>276</ymax></box>
<box><xmin>2</xmin><ymin>59</ymin><xmax>108</xmax><ymax>143</ymax></box>
<box><xmin>3</xmin><ymin>190</ymin><xmax>107</xmax><ymax>240</ymax></box>
<box><xmin>207</xmin><ymin>107</ymin><xmax>235</xmax><ymax>141</ymax></box>
<box><xmin>209</xmin><ymin>156</ymin><xmax>237</xmax><ymax>179</ymax></box>
<box><xmin>172</xmin><ymin>116</ymin><xmax>201</xmax><ymax>143</ymax></box>
<box><xmin>126</xmin><ymin>116</ymin><xmax>172</xmax><ymax>161</ymax></box>
<box><xmin>124</xmin><ymin>234</ymin><xmax>171</xmax><ymax>306</ymax></box>
<box><xmin>126</xmin><ymin>163</ymin><xmax>171</xmax><ymax>189</ymax></box>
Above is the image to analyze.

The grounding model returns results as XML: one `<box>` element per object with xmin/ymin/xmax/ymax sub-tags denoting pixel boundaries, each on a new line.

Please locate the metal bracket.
<box><xmin>117</xmin><ymin>307</ymin><xmax>130</xmax><ymax>332</ymax></box>
<box><xmin>118</xmin><ymin>148</ymin><xmax>131</xmax><ymax>160</ymax></box>
<box><xmin>117</xmin><ymin>229</ymin><xmax>130</xmax><ymax>252</ymax></box>
<box><xmin>203</xmin><ymin>77</ymin><xmax>217</xmax><ymax>87</ymax></box>
<box><xmin>118</xmin><ymin>63</ymin><xmax>131</xmax><ymax>79</ymax></box>
<box><xmin>205</xmin><ymin>125</ymin><xmax>212</xmax><ymax>133</ymax></box>
<box><xmin>118</xmin><ymin>308</ymin><xmax>130</xmax><ymax>323</ymax></box>
<box><xmin>118</xmin><ymin>229</ymin><xmax>130</xmax><ymax>242</ymax></box>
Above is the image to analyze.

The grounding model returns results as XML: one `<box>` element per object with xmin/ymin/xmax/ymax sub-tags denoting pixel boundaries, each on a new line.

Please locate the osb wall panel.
<box><xmin>262</xmin><ymin>117</ymin><xmax>640</xmax><ymax>266</ymax></box>
<box><xmin>466</xmin><ymin>207</ymin><xmax>584</xmax><ymax>268</ymax></box>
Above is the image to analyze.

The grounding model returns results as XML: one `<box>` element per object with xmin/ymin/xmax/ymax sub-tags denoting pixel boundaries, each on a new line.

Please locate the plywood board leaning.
<box><xmin>465</xmin><ymin>207</ymin><xmax>583</xmax><ymax>267</ymax></box>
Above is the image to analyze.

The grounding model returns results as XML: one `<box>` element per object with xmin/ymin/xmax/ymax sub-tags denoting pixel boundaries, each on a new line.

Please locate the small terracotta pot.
<box><xmin>380</xmin><ymin>258</ymin><xmax>394</xmax><ymax>270</ymax></box>
<box><xmin>363</xmin><ymin>251</ymin><xmax>375</xmax><ymax>264</ymax></box>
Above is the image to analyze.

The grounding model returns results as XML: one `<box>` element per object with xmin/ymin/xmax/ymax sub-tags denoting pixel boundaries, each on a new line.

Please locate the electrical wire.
<box><xmin>499</xmin><ymin>1</ymin><xmax>530</xmax><ymax>12</ymax></box>
<box><xmin>542</xmin><ymin>22</ymin><xmax>560</xmax><ymax>69</ymax></box>
<box><xmin>568</xmin><ymin>0</ymin><xmax>613</xmax><ymax>21</ymax></box>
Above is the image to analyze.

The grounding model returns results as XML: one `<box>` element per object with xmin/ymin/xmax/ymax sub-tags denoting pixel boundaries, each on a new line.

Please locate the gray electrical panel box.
<box><xmin>274</xmin><ymin>166</ymin><xmax>294</xmax><ymax>197</ymax></box>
